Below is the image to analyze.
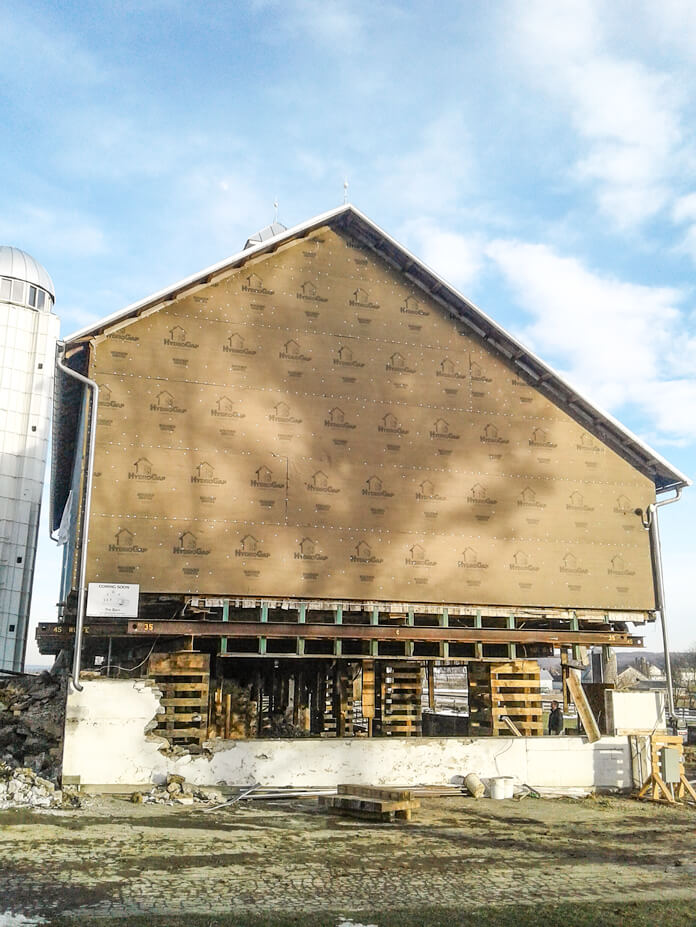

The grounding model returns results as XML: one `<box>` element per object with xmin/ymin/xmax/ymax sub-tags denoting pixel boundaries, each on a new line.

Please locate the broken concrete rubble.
<box><xmin>131</xmin><ymin>773</ymin><xmax>224</xmax><ymax>806</ymax></box>
<box><xmin>0</xmin><ymin>672</ymin><xmax>66</xmax><ymax>782</ymax></box>
<box><xmin>0</xmin><ymin>761</ymin><xmax>80</xmax><ymax>810</ymax></box>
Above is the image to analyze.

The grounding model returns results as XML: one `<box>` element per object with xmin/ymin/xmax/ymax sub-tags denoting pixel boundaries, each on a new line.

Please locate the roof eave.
<box><xmin>65</xmin><ymin>204</ymin><xmax>352</xmax><ymax>343</ymax></box>
<box><xmin>64</xmin><ymin>203</ymin><xmax>690</xmax><ymax>492</ymax></box>
<box><xmin>342</xmin><ymin>207</ymin><xmax>691</xmax><ymax>492</ymax></box>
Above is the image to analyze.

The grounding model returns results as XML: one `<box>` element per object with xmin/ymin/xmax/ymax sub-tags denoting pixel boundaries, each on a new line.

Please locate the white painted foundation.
<box><xmin>62</xmin><ymin>679</ymin><xmax>633</xmax><ymax>792</ymax></box>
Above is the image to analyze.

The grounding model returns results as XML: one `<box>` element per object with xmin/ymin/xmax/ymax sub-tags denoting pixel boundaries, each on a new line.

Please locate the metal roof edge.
<box><xmin>65</xmin><ymin>205</ymin><xmax>352</xmax><ymax>343</ymax></box>
<box><xmin>64</xmin><ymin>203</ymin><xmax>690</xmax><ymax>490</ymax></box>
<box><xmin>341</xmin><ymin>207</ymin><xmax>690</xmax><ymax>492</ymax></box>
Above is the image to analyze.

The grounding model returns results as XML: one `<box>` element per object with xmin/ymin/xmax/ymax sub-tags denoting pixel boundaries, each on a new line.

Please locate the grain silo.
<box><xmin>0</xmin><ymin>246</ymin><xmax>59</xmax><ymax>670</ymax></box>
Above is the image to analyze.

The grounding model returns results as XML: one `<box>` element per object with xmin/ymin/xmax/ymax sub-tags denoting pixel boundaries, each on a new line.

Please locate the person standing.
<box><xmin>548</xmin><ymin>700</ymin><xmax>564</xmax><ymax>735</ymax></box>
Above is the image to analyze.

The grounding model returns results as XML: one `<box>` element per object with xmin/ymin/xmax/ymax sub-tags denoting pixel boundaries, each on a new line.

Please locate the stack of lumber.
<box><xmin>319</xmin><ymin>784</ymin><xmax>420</xmax><ymax>822</ymax></box>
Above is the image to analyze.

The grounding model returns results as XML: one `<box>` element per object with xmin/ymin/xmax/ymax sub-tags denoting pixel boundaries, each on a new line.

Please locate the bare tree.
<box><xmin>671</xmin><ymin>646</ymin><xmax>696</xmax><ymax>710</ymax></box>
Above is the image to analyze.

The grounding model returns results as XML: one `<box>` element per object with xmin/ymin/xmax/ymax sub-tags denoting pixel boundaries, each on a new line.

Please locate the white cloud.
<box><xmin>672</xmin><ymin>192</ymin><xmax>696</xmax><ymax>263</ymax></box>
<box><xmin>570</xmin><ymin>56</ymin><xmax>680</xmax><ymax>226</ymax></box>
<box><xmin>486</xmin><ymin>237</ymin><xmax>696</xmax><ymax>443</ymax></box>
<box><xmin>0</xmin><ymin>9</ymin><xmax>106</xmax><ymax>90</ymax></box>
<box><xmin>61</xmin><ymin>305</ymin><xmax>106</xmax><ymax>334</ymax></box>
<box><xmin>54</xmin><ymin>112</ymin><xmax>231</xmax><ymax>182</ymax></box>
<box><xmin>0</xmin><ymin>205</ymin><xmax>107</xmax><ymax>258</ymax></box>
<box><xmin>171</xmin><ymin>169</ymin><xmax>270</xmax><ymax>257</ymax></box>
<box><xmin>673</xmin><ymin>193</ymin><xmax>696</xmax><ymax>224</ymax></box>
<box><xmin>252</xmin><ymin>0</ymin><xmax>364</xmax><ymax>46</ymax></box>
<box><xmin>379</xmin><ymin>114</ymin><xmax>474</xmax><ymax>214</ymax></box>
<box><xmin>507</xmin><ymin>0</ymin><xmax>686</xmax><ymax>227</ymax></box>
<box><xmin>399</xmin><ymin>218</ymin><xmax>483</xmax><ymax>291</ymax></box>
<box><xmin>294</xmin><ymin>150</ymin><xmax>331</xmax><ymax>182</ymax></box>
<box><xmin>638</xmin><ymin>0</ymin><xmax>696</xmax><ymax>60</ymax></box>
<box><xmin>291</xmin><ymin>0</ymin><xmax>363</xmax><ymax>44</ymax></box>
<box><xmin>630</xmin><ymin>380</ymin><xmax>696</xmax><ymax>448</ymax></box>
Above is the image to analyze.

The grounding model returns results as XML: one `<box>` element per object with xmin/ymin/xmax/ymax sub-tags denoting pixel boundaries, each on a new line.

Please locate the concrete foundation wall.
<box><xmin>62</xmin><ymin>679</ymin><xmax>633</xmax><ymax>792</ymax></box>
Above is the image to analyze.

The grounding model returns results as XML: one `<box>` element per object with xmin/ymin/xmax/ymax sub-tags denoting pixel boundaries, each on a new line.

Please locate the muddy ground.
<box><xmin>1</xmin><ymin>793</ymin><xmax>695</xmax><ymax>926</ymax></box>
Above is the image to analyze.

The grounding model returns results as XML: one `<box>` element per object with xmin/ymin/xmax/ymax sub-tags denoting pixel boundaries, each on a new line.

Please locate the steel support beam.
<box><xmin>35</xmin><ymin>619</ymin><xmax>643</xmax><ymax>652</ymax></box>
<box><xmin>122</xmin><ymin>619</ymin><xmax>640</xmax><ymax>646</ymax></box>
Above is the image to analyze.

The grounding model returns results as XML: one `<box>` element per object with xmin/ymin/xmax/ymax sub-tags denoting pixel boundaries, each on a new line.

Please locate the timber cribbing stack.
<box><xmin>322</xmin><ymin>666</ymin><xmax>354</xmax><ymax>736</ymax></box>
<box><xmin>148</xmin><ymin>652</ymin><xmax>210</xmax><ymax>747</ymax></box>
<box><xmin>376</xmin><ymin>663</ymin><xmax>423</xmax><ymax>736</ymax></box>
<box><xmin>469</xmin><ymin>660</ymin><xmax>542</xmax><ymax>736</ymax></box>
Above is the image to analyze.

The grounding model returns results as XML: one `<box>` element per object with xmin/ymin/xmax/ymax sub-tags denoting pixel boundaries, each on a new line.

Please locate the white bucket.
<box><xmin>501</xmin><ymin>776</ymin><xmax>514</xmax><ymax>798</ymax></box>
<box><xmin>489</xmin><ymin>777</ymin><xmax>506</xmax><ymax>800</ymax></box>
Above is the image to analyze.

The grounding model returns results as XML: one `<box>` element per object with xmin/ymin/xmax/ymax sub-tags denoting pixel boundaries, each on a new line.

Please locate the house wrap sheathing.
<box><xmin>50</xmin><ymin>206</ymin><xmax>687</xmax><ymax>604</ymax></box>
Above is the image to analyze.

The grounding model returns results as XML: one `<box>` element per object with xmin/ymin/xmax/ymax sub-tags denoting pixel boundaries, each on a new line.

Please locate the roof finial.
<box><xmin>343</xmin><ymin>179</ymin><xmax>349</xmax><ymax>205</ymax></box>
<box><xmin>273</xmin><ymin>198</ymin><xmax>279</xmax><ymax>223</ymax></box>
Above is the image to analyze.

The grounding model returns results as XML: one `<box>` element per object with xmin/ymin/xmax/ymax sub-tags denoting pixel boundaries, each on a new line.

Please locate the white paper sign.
<box><xmin>86</xmin><ymin>582</ymin><xmax>140</xmax><ymax>618</ymax></box>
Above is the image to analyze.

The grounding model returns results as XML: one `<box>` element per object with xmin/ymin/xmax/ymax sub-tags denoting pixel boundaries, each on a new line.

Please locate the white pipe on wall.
<box><xmin>54</xmin><ymin>342</ymin><xmax>99</xmax><ymax>693</ymax></box>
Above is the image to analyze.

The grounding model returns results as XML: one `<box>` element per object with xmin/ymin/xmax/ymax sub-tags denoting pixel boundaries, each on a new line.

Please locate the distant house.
<box><xmin>617</xmin><ymin>666</ymin><xmax>649</xmax><ymax>689</ymax></box>
<box><xmin>631</xmin><ymin>658</ymin><xmax>666</xmax><ymax>682</ymax></box>
<box><xmin>617</xmin><ymin>665</ymin><xmax>665</xmax><ymax>690</ymax></box>
<box><xmin>644</xmin><ymin>663</ymin><xmax>666</xmax><ymax>681</ymax></box>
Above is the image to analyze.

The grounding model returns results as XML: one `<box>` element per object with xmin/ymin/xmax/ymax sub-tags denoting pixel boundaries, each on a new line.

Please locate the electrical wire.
<box><xmin>100</xmin><ymin>636</ymin><xmax>160</xmax><ymax>676</ymax></box>
<box><xmin>493</xmin><ymin>735</ymin><xmax>515</xmax><ymax>776</ymax></box>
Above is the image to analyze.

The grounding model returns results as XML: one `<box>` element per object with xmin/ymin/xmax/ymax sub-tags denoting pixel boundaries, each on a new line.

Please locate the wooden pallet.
<box><xmin>376</xmin><ymin>663</ymin><xmax>423</xmax><ymax>736</ymax></box>
<box><xmin>319</xmin><ymin>784</ymin><xmax>420</xmax><ymax>821</ymax></box>
<box><xmin>148</xmin><ymin>652</ymin><xmax>210</xmax><ymax>747</ymax></box>
<box><xmin>469</xmin><ymin>660</ymin><xmax>542</xmax><ymax>736</ymax></box>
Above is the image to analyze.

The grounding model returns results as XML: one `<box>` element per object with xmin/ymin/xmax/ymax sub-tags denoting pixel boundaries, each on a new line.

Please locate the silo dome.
<box><xmin>0</xmin><ymin>245</ymin><xmax>55</xmax><ymax>311</ymax></box>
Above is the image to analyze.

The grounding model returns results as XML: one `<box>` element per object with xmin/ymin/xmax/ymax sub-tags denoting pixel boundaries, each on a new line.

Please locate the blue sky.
<box><xmin>3</xmin><ymin>0</ymin><xmax>694</xmax><ymax>662</ymax></box>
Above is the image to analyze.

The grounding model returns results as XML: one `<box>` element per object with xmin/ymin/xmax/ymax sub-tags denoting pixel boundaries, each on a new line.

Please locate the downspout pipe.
<box><xmin>49</xmin><ymin>348</ymin><xmax>63</xmax><ymax>546</ymax></box>
<box><xmin>54</xmin><ymin>342</ymin><xmax>99</xmax><ymax>693</ymax></box>
<box><xmin>638</xmin><ymin>487</ymin><xmax>682</xmax><ymax>728</ymax></box>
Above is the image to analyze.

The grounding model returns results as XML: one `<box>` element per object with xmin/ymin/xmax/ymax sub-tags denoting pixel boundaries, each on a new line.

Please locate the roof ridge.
<box><xmin>62</xmin><ymin>204</ymin><xmax>689</xmax><ymax>491</ymax></box>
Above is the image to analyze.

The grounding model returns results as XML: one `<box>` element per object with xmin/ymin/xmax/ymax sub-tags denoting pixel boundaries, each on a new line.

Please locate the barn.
<box><xmin>40</xmin><ymin>205</ymin><xmax>688</xmax><ymax>752</ymax></box>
